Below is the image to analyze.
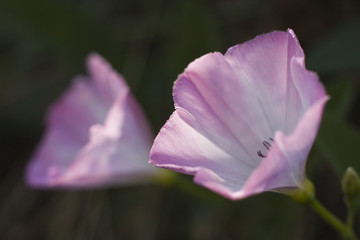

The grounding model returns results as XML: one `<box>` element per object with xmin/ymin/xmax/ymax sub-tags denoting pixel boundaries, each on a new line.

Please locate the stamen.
<box><xmin>257</xmin><ymin>150</ymin><xmax>266</xmax><ymax>158</ymax></box>
<box><xmin>257</xmin><ymin>138</ymin><xmax>274</xmax><ymax>158</ymax></box>
<box><xmin>263</xmin><ymin>140</ymin><xmax>271</xmax><ymax>150</ymax></box>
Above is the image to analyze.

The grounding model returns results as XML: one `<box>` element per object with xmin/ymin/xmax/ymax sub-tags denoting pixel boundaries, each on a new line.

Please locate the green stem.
<box><xmin>288</xmin><ymin>179</ymin><xmax>358</xmax><ymax>240</ymax></box>
<box><xmin>345</xmin><ymin>199</ymin><xmax>356</xmax><ymax>231</ymax></box>
<box><xmin>308</xmin><ymin>197</ymin><xmax>357</xmax><ymax>240</ymax></box>
<box><xmin>346</xmin><ymin>208</ymin><xmax>355</xmax><ymax>229</ymax></box>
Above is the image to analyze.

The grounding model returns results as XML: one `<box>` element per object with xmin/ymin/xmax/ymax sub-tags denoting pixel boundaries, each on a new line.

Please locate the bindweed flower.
<box><xmin>150</xmin><ymin>29</ymin><xmax>328</xmax><ymax>200</ymax></box>
<box><xmin>27</xmin><ymin>54</ymin><xmax>159</xmax><ymax>188</ymax></box>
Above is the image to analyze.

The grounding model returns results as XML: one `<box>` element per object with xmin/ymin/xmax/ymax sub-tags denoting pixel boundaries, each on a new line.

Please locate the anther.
<box><xmin>257</xmin><ymin>150</ymin><xmax>266</xmax><ymax>158</ymax></box>
<box><xmin>257</xmin><ymin>137</ymin><xmax>274</xmax><ymax>158</ymax></box>
<box><xmin>263</xmin><ymin>141</ymin><xmax>271</xmax><ymax>150</ymax></box>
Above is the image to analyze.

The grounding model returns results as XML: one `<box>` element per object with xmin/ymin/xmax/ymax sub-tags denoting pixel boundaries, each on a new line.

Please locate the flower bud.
<box><xmin>341</xmin><ymin>167</ymin><xmax>360</xmax><ymax>199</ymax></box>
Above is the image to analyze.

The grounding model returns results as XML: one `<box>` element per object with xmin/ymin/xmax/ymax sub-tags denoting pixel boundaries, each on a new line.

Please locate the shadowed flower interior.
<box><xmin>26</xmin><ymin>54</ymin><xmax>158</xmax><ymax>188</ymax></box>
<box><xmin>150</xmin><ymin>29</ymin><xmax>328</xmax><ymax>200</ymax></box>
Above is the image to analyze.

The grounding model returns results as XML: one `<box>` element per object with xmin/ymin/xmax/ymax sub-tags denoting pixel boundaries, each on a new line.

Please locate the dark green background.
<box><xmin>0</xmin><ymin>0</ymin><xmax>360</xmax><ymax>239</ymax></box>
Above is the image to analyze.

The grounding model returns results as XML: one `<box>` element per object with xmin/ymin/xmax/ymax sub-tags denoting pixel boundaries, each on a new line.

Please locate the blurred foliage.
<box><xmin>316</xmin><ymin>80</ymin><xmax>360</xmax><ymax>177</ymax></box>
<box><xmin>0</xmin><ymin>0</ymin><xmax>360</xmax><ymax>239</ymax></box>
<box><xmin>307</xmin><ymin>21</ymin><xmax>360</xmax><ymax>74</ymax></box>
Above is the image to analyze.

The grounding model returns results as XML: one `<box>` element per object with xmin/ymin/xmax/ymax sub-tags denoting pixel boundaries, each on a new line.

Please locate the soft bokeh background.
<box><xmin>1</xmin><ymin>0</ymin><xmax>360</xmax><ymax>239</ymax></box>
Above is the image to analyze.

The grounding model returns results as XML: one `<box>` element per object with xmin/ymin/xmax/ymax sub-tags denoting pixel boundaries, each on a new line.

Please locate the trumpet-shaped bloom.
<box><xmin>27</xmin><ymin>54</ymin><xmax>158</xmax><ymax>188</ymax></box>
<box><xmin>150</xmin><ymin>29</ymin><xmax>328</xmax><ymax>200</ymax></box>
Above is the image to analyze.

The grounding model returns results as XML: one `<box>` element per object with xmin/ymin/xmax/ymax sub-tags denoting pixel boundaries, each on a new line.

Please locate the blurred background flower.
<box><xmin>0</xmin><ymin>0</ymin><xmax>359</xmax><ymax>239</ymax></box>
<box><xmin>27</xmin><ymin>53</ymin><xmax>160</xmax><ymax>188</ymax></box>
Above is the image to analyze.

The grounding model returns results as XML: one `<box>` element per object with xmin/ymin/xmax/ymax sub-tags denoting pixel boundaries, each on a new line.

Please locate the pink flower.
<box><xmin>27</xmin><ymin>54</ymin><xmax>158</xmax><ymax>188</ymax></box>
<box><xmin>150</xmin><ymin>29</ymin><xmax>328</xmax><ymax>200</ymax></box>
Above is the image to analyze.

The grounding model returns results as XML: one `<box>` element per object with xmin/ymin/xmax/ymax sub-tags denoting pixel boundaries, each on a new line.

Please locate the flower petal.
<box><xmin>86</xmin><ymin>53</ymin><xmax>128</xmax><ymax>105</ymax></box>
<box><xmin>241</xmin><ymin>96</ymin><xmax>328</xmax><ymax>198</ymax></box>
<box><xmin>58</xmin><ymin>93</ymin><xmax>156</xmax><ymax>187</ymax></box>
<box><xmin>225</xmin><ymin>29</ymin><xmax>307</xmax><ymax>134</ymax></box>
<box><xmin>174</xmin><ymin>53</ymin><xmax>268</xmax><ymax>169</ymax></box>
<box><xmin>27</xmin><ymin>53</ymin><xmax>156</xmax><ymax>188</ymax></box>
<box><xmin>150</xmin><ymin>108</ymin><xmax>253</xmax><ymax>198</ymax></box>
